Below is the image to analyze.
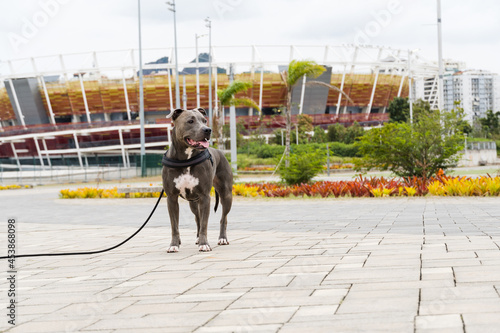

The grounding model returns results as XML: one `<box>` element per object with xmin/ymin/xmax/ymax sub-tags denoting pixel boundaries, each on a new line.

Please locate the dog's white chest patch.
<box><xmin>173</xmin><ymin>169</ymin><xmax>199</xmax><ymax>198</ymax></box>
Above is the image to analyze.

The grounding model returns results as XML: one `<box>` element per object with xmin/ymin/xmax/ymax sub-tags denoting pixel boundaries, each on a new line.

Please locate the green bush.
<box><xmin>327</xmin><ymin>122</ymin><xmax>364</xmax><ymax>144</ymax></box>
<box><xmin>327</xmin><ymin>142</ymin><xmax>360</xmax><ymax>157</ymax></box>
<box><xmin>355</xmin><ymin>109</ymin><xmax>465</xmax><ymax>178</ymax></box>
<box><xmin>239</xmin><ymin>142</ymin><xmax>359</xmax><ymax>159</ymax></box>
<box><xmin>239</xmin><ymin>142</ymin><xmax>285</xmax><ymax>158</ymax></box>
<box><xmin>312</xmin><ymin>126</ymin><xmax>328</xmax><ymax>143</ymax></box>
<box><xmin>327</xmin><ymin>123</ymin><xmax>346</xmax><ymax>142</ymax></box>
<box><xmin>279</xmin><ymin>151</ymin><xmax>326</xmax><ymax>185</ymax></box>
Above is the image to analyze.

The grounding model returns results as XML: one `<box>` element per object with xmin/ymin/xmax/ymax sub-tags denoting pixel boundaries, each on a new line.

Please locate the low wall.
<box><xmin>459</xmin><ymin>141</ymin><xmax>498</xmax><ymax>167</ymax></box>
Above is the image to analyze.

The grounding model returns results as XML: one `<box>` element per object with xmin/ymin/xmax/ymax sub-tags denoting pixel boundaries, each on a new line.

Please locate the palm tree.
<box><xmin>280</xmin><ymin>60</ymin><xmax>353</xmax><ymax>166</ymax></box>
<box><xmin>216</xmin><ymin>80</ymin><xmax>260</xmax><ymax>148</ymax></box>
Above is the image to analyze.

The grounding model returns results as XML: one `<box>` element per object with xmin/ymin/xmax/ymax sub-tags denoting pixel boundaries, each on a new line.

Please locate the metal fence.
<box><xmin>467</xmin><ymin>141</ymin><xmax>497</xmax><ymax>150</ymax></box>
<box><xmin>0</xmin><ymin>154</ymin><xmax>164</xmax><ymax>185</ymax></box>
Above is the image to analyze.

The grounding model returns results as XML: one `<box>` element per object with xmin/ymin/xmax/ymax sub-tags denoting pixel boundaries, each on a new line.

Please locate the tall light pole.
<box><xmin>195</xmin><ymin>33</ymin><xmax>207</xmax><ymax>108</ymax></box>
<box><xmin>138</xmin><ymin>0</ymin><xmax>146</xmax><ymax>177</ymax></box>
<box><xmin>408</xmin><ymin>49</ymin><xmax>413</xmax><ymax>124</ymax></box>
<box><xmin>437</xmin><ymin>0</ymin><xmax>444</xmax><ymax>111</ymax></box>
<box><xmin>167</xmin><ymin>1</ymin><xmax>180</xmax><ymax>109</ymax></box>
<box><xmin>205</xmin><ymin>17</ymin><xmax>212</xmax><ymax>129</ymax></box>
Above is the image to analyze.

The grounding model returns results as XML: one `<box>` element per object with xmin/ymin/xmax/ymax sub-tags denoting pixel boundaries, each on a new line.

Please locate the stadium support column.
<box><xmin>78</xmin><ymin>73</ymin><xmax>91</xmax><ymax>124</ymax></box>
<box><xmin>121</xmin><ymin>70</ymin><xmax>132</xmax><ymax>122</ymax></box>
<box><xmin>39</xmin><ymin>76</ymin><xmax>56</xmax><ymax>125</ymax></box>
<box><xmin>42</xmin><ymin>138</ymin><xmax>52</xmax><ymax>167</ymax></box>
<box><xmin>118</xmin><ymin>128</ymin><xmax>128</xmax><ymax>168</ymax></box>
<box><xmin>32</xmin><ymin>136</ymin><xmax>45</xmax><ymax>170</ymax></box>
<box><xmin>8</xmin><ymin>79</ymin><xmax>26</xmax><ymax>128</ymax></box>
<box><xmin>345</xmin><ymin>46</ymin><xmax>359</xmax><ymax>114</ymax></box>
<box><xmin>73</xmin><ymin>133</ymin><xmax>83</xmax><ymax>168</ymax></box>
<box><xmin>397</xmin><ymin>74</ymin><xmax>405</xmax><ymax>97</ymax></box>
<box><xmin>10</xmin><ymin>142</ymin><xmax>21</xmax><ymax>169</ymax></box>
<box><xmin>259</xmin><ymin>65</ymin><xmax>264</xmax><ymax>116</ymax></box>
<box><xmin>336</xmin><ymin>65</ymin><xmax>346</xmax><ymax>115</ymax></box>
<box><xmin>367</xmin><ymin>48</ymin><xmax>383</xmax><ymax>115</ymax></box>
<box><xmin>298</xmin><ymin>75</ymin><xmax>306</xmax><ymax>114</ymax></box>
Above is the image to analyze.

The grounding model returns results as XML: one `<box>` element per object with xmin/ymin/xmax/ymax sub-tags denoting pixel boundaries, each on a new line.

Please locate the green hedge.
<box><xmin>238</xmin><ymin>142</ymin><xmax>359</xmax><ymax>159</ymax></box>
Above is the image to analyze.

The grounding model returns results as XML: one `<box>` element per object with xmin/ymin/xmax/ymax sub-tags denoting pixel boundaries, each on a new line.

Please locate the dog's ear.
<box><xmin>195</xmin><ymin>107</ymin><xmax>207</xmax><ymax>116</ymax></box>
<box><xmin>167</xmin><ymin>108</ymin><xmax>184</xmax><ymax>121</ymax></box>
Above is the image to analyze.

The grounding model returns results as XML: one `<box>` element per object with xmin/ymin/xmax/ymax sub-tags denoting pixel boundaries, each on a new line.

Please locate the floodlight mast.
<box><xmin>138</xmin><ymin>0</ymin><xmax>146</xmax><ymax>177</ymax></box>
<box><xmin>437</xmin><ymin>0</ymin><xmax>444</xmax><ymax>111</ymax></box>
<box><xmin>167</xmin><ymin>1</ymin><xmax>180</xmax><ymax>109</ymax></box>
<box><xmin>195</xmin><ymin>33</ymin><xmax>207</xmax><ymax>108</ymax></box>
<box><xmin>205</xmin><ymin>17</ymin><xmax>213</xmax><ymax>130</ymax></box>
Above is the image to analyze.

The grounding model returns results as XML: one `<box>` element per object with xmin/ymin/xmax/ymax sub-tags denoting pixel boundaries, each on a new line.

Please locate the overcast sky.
<box><xmin>1</xmin><ymin>0</ymin><xmax>499</xmax><ymax>74</ymax></box>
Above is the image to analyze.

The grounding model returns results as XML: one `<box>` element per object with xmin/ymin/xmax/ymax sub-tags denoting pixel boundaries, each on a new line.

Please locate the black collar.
<box><xmin>162</xmin><ymin>149</ymin><xmax>213</xmax><ymax>168</ymax></box>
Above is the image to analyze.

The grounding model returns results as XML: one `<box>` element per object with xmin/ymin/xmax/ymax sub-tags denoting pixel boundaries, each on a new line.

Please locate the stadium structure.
<box><xmin>0</xmin><ymin>44</ymin><xmax>441</xmax><ymax>169</ymax></box>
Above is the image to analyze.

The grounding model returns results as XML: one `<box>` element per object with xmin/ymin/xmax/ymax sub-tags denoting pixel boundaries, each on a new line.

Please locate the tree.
<box><xmin>312</xmin><ymin>126</ymin><xmax>328</xmax><ymax>143</ymax></box>
<box><xmin>480</xmin><ymin>110</ymin><xmax>500</xmax><ymax>136</ymax></box>
<box><xmin>297</xmin><ymin>114</ymin><xmax>314</xmax><ymax>143</ymax></box>
<box><xmin>327</xmin><ymin>122</ymin><xmax>364</xmax><ymax>144</ymax></box>
<box><xmin>388</xmin><ymin>97</ymin><xmax>410</xmax><ymax>123</ymax></box>
<box><xmin>327</xmin><ymin>123</ymin><xmax>347</xmax><ymax>142</ymax></box>
<box><xmin>280</xmin><ymin>60</ymin><xmax>351</xmax><ymax>166</ymax></box>
<box><xmin>279</xmin><ymin>150</ymin><xmax>326</xmax><ymax>185</ymax></box>
<box><xmin>355</xmin><ymin>109</ymin><xmax>465</xmax><ymax>178</ymax></box>
<box><xmin>388</xmin><ymin>97</ymin><xmax>432</xmax><ymax>123</ymax></box>
<box><xmin>216</xmin><ymin>80</ymin><xmax>259</xmax><ymax>148</ymax></box>
<box><xmin>344</xmin><ymin>121</ymin><xmax>365</xmax><ymax>144</ymax></box>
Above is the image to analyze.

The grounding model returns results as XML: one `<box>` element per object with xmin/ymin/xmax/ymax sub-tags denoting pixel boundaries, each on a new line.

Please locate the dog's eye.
<box><xmin>188</xmin><ymin>119</ymin><xmax>194</xmax><ymax>124</ymax></box>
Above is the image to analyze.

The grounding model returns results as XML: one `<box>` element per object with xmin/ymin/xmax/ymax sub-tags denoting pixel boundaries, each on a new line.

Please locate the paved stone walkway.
<box><xmin>1</xmin><ymin>186</ymin><xmax>500</xmax><ymax>332</ymax></box>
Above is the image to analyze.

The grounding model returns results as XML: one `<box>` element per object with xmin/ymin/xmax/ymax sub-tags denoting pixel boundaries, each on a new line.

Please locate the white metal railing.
<box><xmin>0</xmin><ymin>45</ymin><xmax>439</xmax><ymax>83</ymax></box>
<box><xmin>467</xmin><ymin>141</ymin><xmax>497</xmax><ymax>150</ymax></box>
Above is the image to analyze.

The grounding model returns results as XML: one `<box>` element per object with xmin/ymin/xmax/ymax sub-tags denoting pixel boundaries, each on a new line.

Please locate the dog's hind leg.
<box><xmin>214</xmin><ymin>179</ymin><xmax>232</xmax><ymax>246</ymax></box>
<box><xmin>166</xmin><ymin>195</ymin><xmax>182</xmax><ymax>253</ymax></box>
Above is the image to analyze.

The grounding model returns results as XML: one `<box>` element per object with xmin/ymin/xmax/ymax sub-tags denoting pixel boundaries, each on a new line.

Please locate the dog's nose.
<box><xmin>204</xmin><ymin>127</ymin><xmax>212</xmax><ymax>134</ymax></box>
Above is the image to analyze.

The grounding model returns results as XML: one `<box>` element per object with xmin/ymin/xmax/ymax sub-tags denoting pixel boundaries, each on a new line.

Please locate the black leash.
<box><xmin>0</xmin><ymin>190</ymin><xmax>164</xmax><ymax>260</ymax></box>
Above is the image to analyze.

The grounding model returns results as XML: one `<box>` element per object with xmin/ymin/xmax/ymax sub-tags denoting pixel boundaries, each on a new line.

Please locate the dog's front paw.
<box><xmin>218</xmin><ymin>238</ymin><xmax>229</xmax><ymax>245</ymax></box>
<box><xmin>198</xmin><ymin>244</ymin><xmax>212</xmax><ymax>252</ymax></box>
<box><xmin>167</xmin><ymin>246</ymin><xmax>180</xmax><ymax>253</ymax></box>
<box><xmin>195</xmin><ymin>237</ymin><xmax>199</xmax><ymax>245</ymax></box>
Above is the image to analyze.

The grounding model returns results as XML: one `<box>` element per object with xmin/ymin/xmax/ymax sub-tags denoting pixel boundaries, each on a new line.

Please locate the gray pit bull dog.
<box><xmin>162</xmin><ymin>107</ymin><xmax>233</xmax><ymax>252</ymax></box>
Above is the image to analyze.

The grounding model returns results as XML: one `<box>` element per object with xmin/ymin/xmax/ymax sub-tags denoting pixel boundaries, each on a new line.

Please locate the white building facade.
<box><xmin>443</xmin><ymin>70</ymin><xmax>499</xmax><ymax>122</ymax></box>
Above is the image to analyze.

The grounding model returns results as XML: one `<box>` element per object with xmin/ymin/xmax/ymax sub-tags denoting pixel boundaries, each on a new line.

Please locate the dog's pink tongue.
<box><xmin>199</xmin><ymin>140</ymin><xmax>209</xmax><ymax>148</ymax></box>
<box><xmin>188</xmin><ymin>138</ymin><xmax>209</xmax><ymax>148</ymax></box>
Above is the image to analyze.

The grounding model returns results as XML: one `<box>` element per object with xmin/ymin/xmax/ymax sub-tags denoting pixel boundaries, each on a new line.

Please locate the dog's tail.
<box><xmin>214</xmin><ymin>190</ymin><xmax>219</xmax><ymax>213</ymax></box>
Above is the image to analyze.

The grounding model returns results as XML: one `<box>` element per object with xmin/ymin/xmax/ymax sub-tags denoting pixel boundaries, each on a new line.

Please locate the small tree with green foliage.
<box><xmin>327</xmin><ymin>123</ymin><xmax>346</xmax><ymax>142</ymax></box>
<box><xmin>297</xmin><ymin>114</ymin><xmax>314</xmax><ymax>143</ymax></box>
<box><xmin>327</xmin><ymin>122</ymin><xmax>364</xmax><ymax>144</ymax></box>
<box><xmin>280</xmin><ymin>60</ymin><xmax>352</xmax><ymax>166</ymax></box>
<box><xmin>480</xmin><ymin>110</ymin><xmax>500</xmax><ymax>136</ymax></box>
<box><xmin>216</xmin><ymin>80</ymin><xmax>259</xmax><ymax>148</ymax></box>
<box><xmin>388</xmin><ymin>97</ymin><xmax>410</xmax><ymax>123</ymax></box>
<box><xmin>279</xmin><ymin>150</ymin><xmax>326</xmax><ymax>185</ymax></box>
<box><xmin>355</xmin><ymin>109</ymin><xmax>465</xmax><ymax>178</ymax></box>
<box><xmin>312</xmin><ymin>126</ymin><xmax>328</xmax><ymax>143</ymax></box>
